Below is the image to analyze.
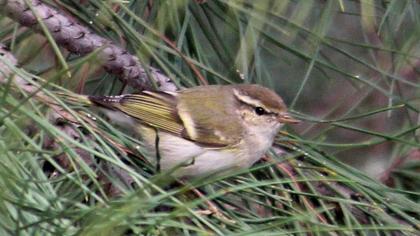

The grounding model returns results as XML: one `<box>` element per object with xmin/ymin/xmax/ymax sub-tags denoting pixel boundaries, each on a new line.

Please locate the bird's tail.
<box><xmin>55</xmin><ymin>92</ymin><xmax>93</xmax><ymax>107</ymax></box>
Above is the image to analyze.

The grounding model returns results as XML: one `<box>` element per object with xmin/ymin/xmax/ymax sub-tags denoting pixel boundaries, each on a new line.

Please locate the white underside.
<box><xmin>102</xmin><ymin>109</ymin><xmax>278</xmax><ymax>178</ymax></box>
<box><xmin>139</xmin><ymin>126</ymin><xmax>249</xmax><ymax>177</ymax></box>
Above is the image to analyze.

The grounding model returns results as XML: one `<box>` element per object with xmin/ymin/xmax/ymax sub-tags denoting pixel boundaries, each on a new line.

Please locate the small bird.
<box><xmin>76</xmin><ymin>84</ymin><xmax>298</xmax><ymax>177</ymax></box>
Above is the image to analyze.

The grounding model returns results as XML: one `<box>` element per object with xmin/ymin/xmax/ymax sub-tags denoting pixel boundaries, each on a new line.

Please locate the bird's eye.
<box><xmin>254</xmin><ymin>107</ymin><xmax>266</xmax><ymax>116</ymax></box>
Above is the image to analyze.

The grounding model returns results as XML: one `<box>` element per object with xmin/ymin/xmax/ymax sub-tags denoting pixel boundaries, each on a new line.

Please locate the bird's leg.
<box><xmin>154</xmin><ymin>128</ymin><xmax>161</xmax><ymax>173</ymax></box>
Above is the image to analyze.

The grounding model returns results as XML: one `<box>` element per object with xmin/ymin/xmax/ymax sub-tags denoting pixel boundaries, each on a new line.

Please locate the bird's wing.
<box><xmin>90</xmin><ymin>87</ymin><xmax>243</xmax><ymax>147</ymax></box>
<box><xmin>89</xmin><ymin>91</ymin><xmax>184</xmax><ymax>136</ymax></box>
<box><xmin>177</xmin><ymin>86</ymin><xmax>243</xmax><ymax>147</ymax></box>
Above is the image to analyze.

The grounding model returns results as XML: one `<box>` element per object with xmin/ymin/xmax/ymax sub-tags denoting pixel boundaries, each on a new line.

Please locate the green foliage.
<box><xmin>0</xmin><ymin>0</ymin><xmax>419</xmax><ymax>235</ymax></box>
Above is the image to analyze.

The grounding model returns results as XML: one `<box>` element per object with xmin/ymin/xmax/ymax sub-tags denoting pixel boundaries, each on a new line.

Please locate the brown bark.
<box><xmin>0</xmin><ymin>0</ymin><xmax>176</xmax><ymax>91</ymax></box>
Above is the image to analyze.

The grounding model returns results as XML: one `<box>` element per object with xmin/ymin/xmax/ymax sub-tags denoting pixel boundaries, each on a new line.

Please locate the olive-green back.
<box><xmin>177</xmin><ymin>86</ymin><xmax>243</xmax><ymax>146</ymax></box>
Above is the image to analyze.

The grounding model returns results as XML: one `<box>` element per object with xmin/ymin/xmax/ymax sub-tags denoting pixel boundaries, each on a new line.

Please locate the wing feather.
<box><xmin>90</xmin><ymin>87</ymin><xmax>243</xmax><ymax>147</ymax></box>
<box><xmin>177</xmin><ymin>86</ymin><xmax>243</xmax><ymax>146</ymax></box>
<box><xmin>90</xmin><ymin>92</ymin><xmax>184</xmax><ymax>135</ymax></box>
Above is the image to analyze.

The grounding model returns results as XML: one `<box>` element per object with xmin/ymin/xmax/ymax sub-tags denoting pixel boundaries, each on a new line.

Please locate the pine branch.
<box><xmin>0</xmin><ymin>0</ymin><xmax>176</xmax><ymax>91</ymax></box>
<box><xmin>1</xmin><ymin>43</ymin><xmax>139</xmax><ymax>197</ymax></box>
<box><xmin>2</xmin><ymin>42</ymin><xmax>419</xmax><ymax>234</ymax></box>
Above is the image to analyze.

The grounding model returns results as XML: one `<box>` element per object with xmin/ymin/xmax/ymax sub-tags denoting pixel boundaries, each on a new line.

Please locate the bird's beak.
<box><xmin>278</xmin><ymin>112</ymin><xmax>300</xmax><ymax>124</ymax></box>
